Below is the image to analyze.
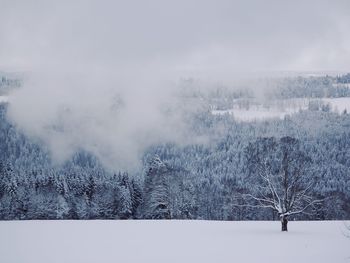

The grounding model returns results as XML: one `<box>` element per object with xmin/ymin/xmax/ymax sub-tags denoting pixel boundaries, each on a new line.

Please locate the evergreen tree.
<box><xmin>143</xmin><ymin>156</ymin><xmax>171</xmax><ymax>219</ymax></box>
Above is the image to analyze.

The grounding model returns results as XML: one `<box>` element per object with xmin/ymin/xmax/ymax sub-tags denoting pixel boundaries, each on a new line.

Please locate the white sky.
<box><xmin>0</xmin><ymin>0</ymin><xmax>349</xmax><ymax>73</ymax></box>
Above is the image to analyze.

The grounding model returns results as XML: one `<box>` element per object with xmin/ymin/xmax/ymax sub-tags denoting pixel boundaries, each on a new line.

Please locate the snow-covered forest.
<box><xmin>1</xmin><ymin>73</ymin><xmax>350</xmax><ymax>222</ymax></box>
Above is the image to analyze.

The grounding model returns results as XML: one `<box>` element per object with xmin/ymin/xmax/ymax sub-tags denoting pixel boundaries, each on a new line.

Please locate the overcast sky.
<box><xmin>0</xmin><ymin>0</ymin><xmax>349</xmax><ymax>73</ymax></box>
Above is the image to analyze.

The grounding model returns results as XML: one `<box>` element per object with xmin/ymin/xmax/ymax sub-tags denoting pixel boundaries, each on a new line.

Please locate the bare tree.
<box><xmin>244</xmin><ymin>136</ymin><xmax>322</xmax><ymax>231</ymax></box>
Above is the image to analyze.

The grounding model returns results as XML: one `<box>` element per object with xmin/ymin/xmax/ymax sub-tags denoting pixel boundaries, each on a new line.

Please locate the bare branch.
<box><xmin>282</xmin><ymin>199</ymin><xmax>323</xmax><ymax>217</ymax></box>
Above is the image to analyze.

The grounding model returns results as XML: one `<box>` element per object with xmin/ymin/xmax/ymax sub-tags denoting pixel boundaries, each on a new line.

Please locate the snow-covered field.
<box><xmin>323</xmin><ymin>97</ymin><xmax>350</xmax><ymax>113</ymax></box>
<box><xmin>0</xmin><ymin>220</ymin><xmax>348</xmax><ymax>263</ymax></box>
<box><xmin>212</xmin><ymin>97</ymin><xmax>350</xmax><ymax>121</ymax></box>
<box><xmin>212</xmin><ymin>106</ymin><xmax>297</xmax><ymax>121</ymax></box>
<box><xmin>0</xmin><ymin>96</ymin><xmax>8</xmax><ymax>103</ymax></box>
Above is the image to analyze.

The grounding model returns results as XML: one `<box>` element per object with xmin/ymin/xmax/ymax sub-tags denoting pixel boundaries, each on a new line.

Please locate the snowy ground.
<box><xmin>212</xmin><ymin>97</ymin><xmax>350</xmax><ymax>121</ymax></box>
<box><xmin>0</xmin><ymin>220</ymin><xmax>348</xmax><ymax>263</ymax></box>
<box><xmin>0</xmin><ymin>96</ymin><xmax>8</xmax><ymax>104</ymax></box>
<box><xmin>323</xmin><ymin>97</ymin><xmax>350</xmax><ymax>113</ymax></box>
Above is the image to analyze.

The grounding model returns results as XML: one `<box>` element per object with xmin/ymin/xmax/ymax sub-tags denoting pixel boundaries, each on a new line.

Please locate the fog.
<box><xmin>7</xmin><ymin>70</ymin><xmax>197</xmax><ymax>170</ymax></box>
<box><xmin>0</xmin><ymin>0</ymin><xmax>349</xmax><ymax>170</ymax></box>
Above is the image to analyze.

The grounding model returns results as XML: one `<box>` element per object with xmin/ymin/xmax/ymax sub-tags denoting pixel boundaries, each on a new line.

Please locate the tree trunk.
<box><xmin>281</xmin><ymin>216</ymin><xmax>288</xmax><ymax>231</ymax></box>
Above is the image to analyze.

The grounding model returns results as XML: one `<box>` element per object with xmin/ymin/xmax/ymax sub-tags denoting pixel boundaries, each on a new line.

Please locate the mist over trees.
<box><xmin>0</xmin><ymin>74</ymin><xmax>350</xmax><ymax>221</ymax></box>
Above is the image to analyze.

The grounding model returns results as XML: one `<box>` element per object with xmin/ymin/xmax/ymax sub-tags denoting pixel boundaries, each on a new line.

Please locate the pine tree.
<box><xmin>143</xmin><ymin>156</ymin><xmax>171</xmax><ymax>219</ymax></box>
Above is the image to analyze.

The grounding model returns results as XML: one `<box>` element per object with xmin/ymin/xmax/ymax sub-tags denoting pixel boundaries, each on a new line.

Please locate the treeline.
<box><xmin>272</xmin><ymin>75</ymin><xmax>350</xmax><ymax>99</ymax></box>
<box><xmin>0</xmin><ymin>101</ymin><xmax>350</xmax><ymax>220</ymax></box>
<box><xmin>181</xmin><ymin>74</ymin><xmax>350</xmax><ymax>111</ymax></box>
<box><xmin>0</xmin><ymin>74</ymin><xmax>21</xmax><ymax>95</ymax></box>
<box><xmin>0</xmin><ymin>163</ymin><xmax>142</xmax><ymax>220</ymax></box>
